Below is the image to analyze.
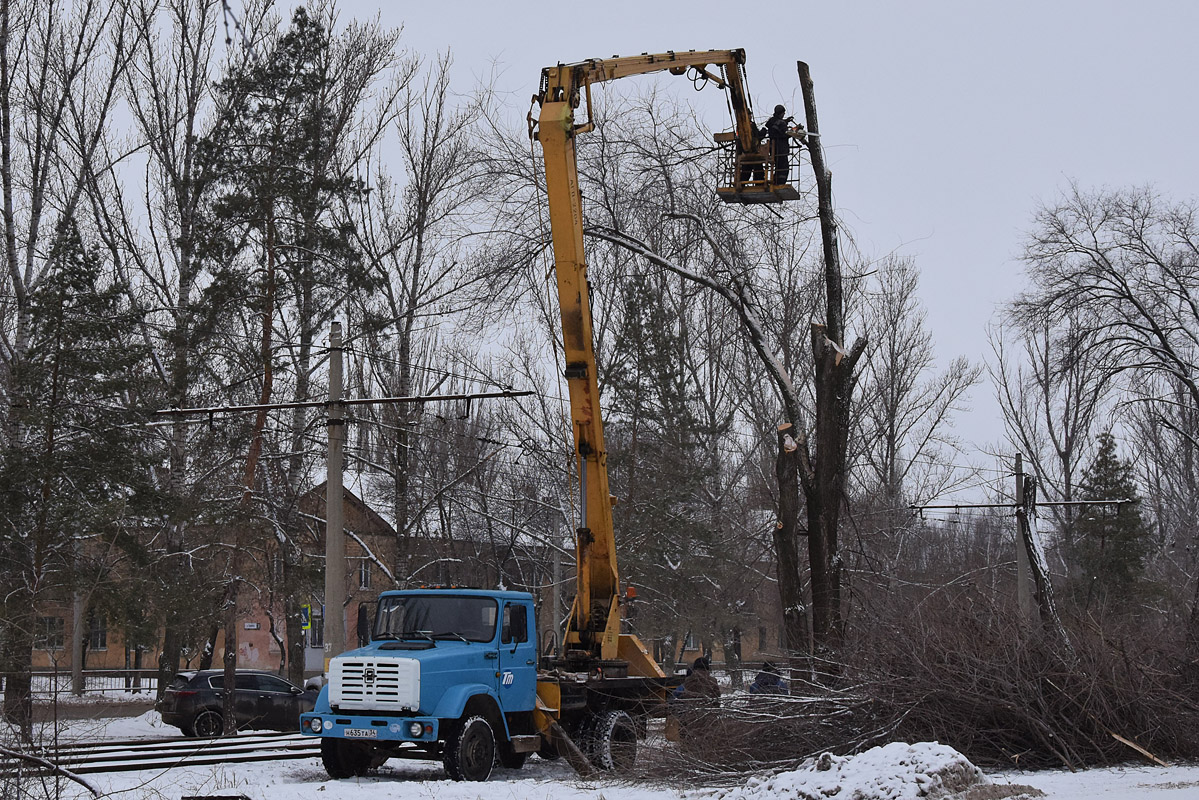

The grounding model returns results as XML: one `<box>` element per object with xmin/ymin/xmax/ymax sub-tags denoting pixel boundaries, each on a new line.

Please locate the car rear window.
<box><xmin>168</xmin><ymin>676</ymin><xmax>192</xmax><ymax>691</ymax></box>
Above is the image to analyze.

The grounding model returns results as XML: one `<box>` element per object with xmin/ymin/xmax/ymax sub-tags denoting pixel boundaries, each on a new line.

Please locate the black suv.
<box><xmin>156</xmin><ymin>670</ymin><xmax>318</xmax><ymax>737</ymax></box>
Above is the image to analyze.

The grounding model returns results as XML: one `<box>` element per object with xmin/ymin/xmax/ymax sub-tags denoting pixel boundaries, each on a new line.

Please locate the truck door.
<box><xmin>497</xmin><ymin>602</ymin><xmax>537</xmax><ymax>712</ymax></box>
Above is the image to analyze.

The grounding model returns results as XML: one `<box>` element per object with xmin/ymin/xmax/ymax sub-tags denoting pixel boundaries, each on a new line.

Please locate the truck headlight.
<box><xmin>408</xmin><ymin>721</ymin><xmax>423</xmax><ymax>737</ymax></box>
<box><xmin>309</xmin><ymin>717</ymin><xmax>323</xmax><ymax>733</ymax></box>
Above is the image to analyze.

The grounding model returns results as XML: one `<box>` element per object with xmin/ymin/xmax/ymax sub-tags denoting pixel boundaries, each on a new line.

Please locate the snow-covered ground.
<box><xmin>21</xmin><ymin>710</ymin><xmax>1199</xmax><ymax>800</ymax></box>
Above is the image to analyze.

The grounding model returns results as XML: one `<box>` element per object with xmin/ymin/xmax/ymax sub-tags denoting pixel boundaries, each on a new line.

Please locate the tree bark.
<box><xmin>221</xmin><ymin>585</ymin><xmax>238</xmax><ymax>735</ymax></box>
<box><xmin>798</xmin><ymin>63</ymin><xmax>867</xmax><ymax>663</ymax></box>
<box><xmin>1018</xmin><ymin>475</ymin><xmax>1076</xmax><ymax>662</ymax></box>
<box><xmin>774</xmin><ymin>425</ymin><xmax>809</xmax><ymax>660</ymax></box>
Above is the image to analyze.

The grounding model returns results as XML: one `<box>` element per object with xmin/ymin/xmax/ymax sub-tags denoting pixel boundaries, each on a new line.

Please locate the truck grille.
<box><xmin>330</xmin><ymin>657</ymin><xmax>420</xmax><ymax>711</ymax></box>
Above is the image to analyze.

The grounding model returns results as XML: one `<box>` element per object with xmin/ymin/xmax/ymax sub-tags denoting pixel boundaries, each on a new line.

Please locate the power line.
<box><xmin>153</xmin><ymin>389</ymin><xmax>532</xmax><ymax>419</ymax></box>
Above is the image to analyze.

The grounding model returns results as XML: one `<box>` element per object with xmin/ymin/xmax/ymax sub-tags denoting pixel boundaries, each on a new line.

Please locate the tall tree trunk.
<box><xmin>0</xmin><ymin>0</ymin><xmax>32</xmax><ymax>738</ymax></box>
<box><xmin>774</xmin><ymin>425</ymin><xmax>809</xmax><ymax>661</ymax></box>
<box><xmin>222</xmin><ymin>210</ymin><xmax>278</xmax><ymax>727</ymax></box>
<box><xmin>282</xmin><ymin>232</ymin><xmax>315</xmax><ymax>685</ymax></box>
<box><xmin>807</xmin><ymin>324</ymin><xmax>859</xmax><ymax>657</ymax></box>
<box><xmin>285</xmin><ymin>586</ymin><xmax>306</xmax><ymax>685</ymax></box>
<box><xmin>393</xmin><ymin>252</ymin><xmax>419</xmax><ymax>584</ymax></box>
<box><xmin>220</xmin><ymin>583</ymin><xmax>238</xmax><ymax>735</ymax></box>
<box><xmin>797</xmin><ymin>62</ymin><xmax>866</xmax><ymax>664</ymax></box>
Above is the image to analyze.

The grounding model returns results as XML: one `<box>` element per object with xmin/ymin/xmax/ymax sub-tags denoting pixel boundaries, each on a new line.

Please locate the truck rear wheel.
<box><xmin>583</xmin><ymin>710</ymin><xmax>638</xmax><ymax>771</ymax></box>
<box><xmin>443</xmin><ymin>715</ymin><xmax>495</xmax><ymax>781</ymax></box>
<box><xmin>321</xmin><ymin>737</ymin><xmax>372</xmax><ymax>779</ymax></box>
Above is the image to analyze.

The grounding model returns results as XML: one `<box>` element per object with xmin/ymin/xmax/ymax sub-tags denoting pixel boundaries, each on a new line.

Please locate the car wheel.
<box><xmin>320</xmin><ymin>737</ymin><xmax>372</xmax><ymax>779</ymax></box>
<box><xmin>192</xmin><ymin>710</ymin><xmax>223</xmax><ymax>738</ymax></box>
<box><xmin>442</xmin><ymin>715</ymin><xmax>495</xmax><ymax>782</ymax></box>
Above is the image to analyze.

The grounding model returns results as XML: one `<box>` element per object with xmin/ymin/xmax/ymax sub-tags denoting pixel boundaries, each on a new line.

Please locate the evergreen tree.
<box><xmin>198</xmin><ymin>7</ymin><xmax>386</xmax><ymax>689</ymax></box>
<box><xmin>606</xmin><ymin>268</ymin><xmax>718</xmax><ymax>650</ymax></box>
<box><xmin>1074</xmin><ymin>431</ymin><xmax>1150</xmax><ymax>608</ymax></box>
<box><xmin>0</xmin><ymin>222</ymin><xmax>157</xmax><ymax>733</ymax></box>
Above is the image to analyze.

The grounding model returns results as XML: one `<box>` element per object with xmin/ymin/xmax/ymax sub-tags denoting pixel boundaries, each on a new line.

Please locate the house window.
<box><xmin>36</xmin><ymin>616</ymin><xmax>65</xmax><ymax>651</ymax></box>
<box><xmin>89</xmin><ymin>615</ymin><xmax>108</xmax><ymax>651</ymax></box>
<box><xmin>683</xmin><ymin>632</ymin><xmax>697</xmax><ymax>651</ymax></box>
<box><xmin>758</xmin><ymin>626</ymin><xmax>768</xmax><ymax>651</ymax></box>
<box><xmin>358</xmin><ymin>559</ymin><xmax>371</xmax><ymax>590</ymax></box>
<box><xmin>309</xmin><ymin>609</ymin><xmax>324</xmax><ymax>648</ymax></box>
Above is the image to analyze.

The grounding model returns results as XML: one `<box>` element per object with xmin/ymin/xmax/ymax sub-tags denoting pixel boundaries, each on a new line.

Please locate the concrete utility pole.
<box><xmin>324</xmin><ymin>321</ymin><xmax>346</xmax><ymax>666</ymax></box>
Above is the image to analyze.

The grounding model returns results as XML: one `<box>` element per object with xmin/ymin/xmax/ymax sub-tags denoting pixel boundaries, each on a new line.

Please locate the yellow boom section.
<box><xmin>534</xmin><ymin>50</ymin><xmax>756</xmax><ymax>662</ymax></box>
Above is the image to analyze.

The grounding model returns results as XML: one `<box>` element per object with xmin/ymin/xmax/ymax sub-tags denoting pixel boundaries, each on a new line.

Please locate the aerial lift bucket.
<box><xmin>714</xmin><ymin>131</ymin><xmax>802</xmax><ymax>203</ymax></box>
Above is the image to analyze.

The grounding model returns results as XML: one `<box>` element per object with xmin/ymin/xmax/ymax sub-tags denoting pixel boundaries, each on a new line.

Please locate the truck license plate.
<box><xmin>344</xmin><ymin>728</ymin><xmax>377</xmax><ymax>739</ymax></box>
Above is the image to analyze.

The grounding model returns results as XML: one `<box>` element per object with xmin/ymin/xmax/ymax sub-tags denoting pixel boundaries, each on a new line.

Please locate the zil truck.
<box><xmin>300</xmin><ymin>586</ymin><xmax>663</xmax><ymax>781</ymax></box>
<box><xmin>301</xmin><ymin>48</ymin><xmax>802</xmax><ymax>782</ymax></box>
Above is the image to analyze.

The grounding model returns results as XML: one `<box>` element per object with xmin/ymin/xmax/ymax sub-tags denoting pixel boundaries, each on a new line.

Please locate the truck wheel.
<box><xmin>321</xmin><ymin>737</ymin><xmax>372</xmax><ymax>779</ymax></box>
<box><xmin>442</xmin><ymin>715</ymin><xmax>495</xmax><ymax>782</ymax></box>
<box><xmin>583</xmin><ymin>710</ymin><xmax>637</xmax><ymax>771</ymax></box>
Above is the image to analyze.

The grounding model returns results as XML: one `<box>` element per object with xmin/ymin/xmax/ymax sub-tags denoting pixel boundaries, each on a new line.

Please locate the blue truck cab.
<box><xmin>301</xmin><ymin>588</ymin><xmax>542</xmax><ymax>781</ymax></box>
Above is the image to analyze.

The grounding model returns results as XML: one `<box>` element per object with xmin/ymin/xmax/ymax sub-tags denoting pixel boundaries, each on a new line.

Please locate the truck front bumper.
<box><xmin>300</xmin><ymin>712</ymin><xmax>440</xmax><ymax>743</ymax></box>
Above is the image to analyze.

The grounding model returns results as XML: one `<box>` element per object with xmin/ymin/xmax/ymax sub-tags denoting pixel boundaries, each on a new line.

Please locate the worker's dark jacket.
<box><xmin>764</xmin><ymin>115</ymin><xmax>791</xmax><ymax>146</ymax></box>
<box><xmin>749</xmin><ymin>671</ymin><xmax>787</xmax><ymax>695</ymax></box>
<box><xmin>678</xmin><ymin>669</ymin><xmax>720</xmax><ymax>702</ymax></box>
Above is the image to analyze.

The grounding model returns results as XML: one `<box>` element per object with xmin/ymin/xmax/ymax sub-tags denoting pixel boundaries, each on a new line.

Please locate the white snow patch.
<box><xmin>56</xmin><ymin>708</ymin><xmax>173</xmax><ymax>742</ymax></box>
<box><xmin>716</xmin><ymin>742</ymin><xmax>985</xmax><ymax>800</ymax></box>
<box><xmin>29</xmin><ymin>713</ymin><xmax>1199</xmax><ymax>800</ymax></box>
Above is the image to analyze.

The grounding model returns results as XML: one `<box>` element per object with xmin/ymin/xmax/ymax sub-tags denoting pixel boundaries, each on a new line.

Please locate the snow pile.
<box><xmin>59</xmin><ymin>708</ymin><xmax>172</xmax><ymax>741</ymax></box>
<box><xmin>720</xmin><ymin>742</ymin><xmax>987</xmax><ymax>800</ymax></box>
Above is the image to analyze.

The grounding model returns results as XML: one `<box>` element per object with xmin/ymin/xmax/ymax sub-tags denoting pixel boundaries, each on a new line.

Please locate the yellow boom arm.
<box><xmin>534</xmin><ymin>50</ymin><xmax>757</xmax><ymax>663</ymax></box>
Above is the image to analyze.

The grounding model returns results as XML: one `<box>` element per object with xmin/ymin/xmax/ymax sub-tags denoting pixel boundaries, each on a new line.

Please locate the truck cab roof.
<box><xmin>377</xmin><ymin>587</ymin><xmax>534</xmax><ymax>603</ymax></box>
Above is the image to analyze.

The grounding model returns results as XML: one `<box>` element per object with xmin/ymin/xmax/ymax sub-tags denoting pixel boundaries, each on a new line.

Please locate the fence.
<box><xmin>0</xmin><ymin>670</ymin><xmax>160</xmax><ymax>699</ymax></box>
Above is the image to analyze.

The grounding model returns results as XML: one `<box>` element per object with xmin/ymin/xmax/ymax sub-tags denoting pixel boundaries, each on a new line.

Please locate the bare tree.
<box><xmin>1126</xmin><ymin>375</ymin><xmax>1199</xmax><ymax>642</ymax></box>
<box><xmin>0</xmin><ymin>0</ymin><xmax>142</xmax><ymax>735</ymax></box>
<box><xmin>87</xmin><ymin>0</ymin><xmax>265</xmax><ymax>698</ymax></box>
<box><xmin>1017</xmin><ymin>182</ymin><xmax>1199</xmax><ymax>644</ymax></box>
<box><xmin>854</xmin><ymin>255</ymin><xmax>982</xmax><ymax>571</ymax></box>
<box><xmin>989</xmin><ymin>310</ymin><xmax>1111</xmax><ymax>571</ymax></box>
<box><xmin>345</xmin><ymin>50</ymin><xmax>494</xmax><ymax>586</ymax></box>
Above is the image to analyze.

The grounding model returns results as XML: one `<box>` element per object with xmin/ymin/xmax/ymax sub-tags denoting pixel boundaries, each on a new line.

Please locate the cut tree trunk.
<box><xmin>774</xmin><ymin>425</ymin><xmax>810</xmax><ymax>663</ymax></box>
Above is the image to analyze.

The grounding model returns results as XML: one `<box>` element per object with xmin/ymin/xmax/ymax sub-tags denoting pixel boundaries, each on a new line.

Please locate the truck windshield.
<box><xmin>374</xmin><ymin>595</ymin><xmax>498</xmax><ymax>644</ymax></box>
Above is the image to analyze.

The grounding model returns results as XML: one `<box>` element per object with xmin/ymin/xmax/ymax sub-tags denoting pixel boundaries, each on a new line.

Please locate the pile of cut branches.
<box><xmin>850</xmin><ymin>592</ymin><xmax>1199</xmax><ymax>770</ymax></box>
<box><xmin>638</xmin><ymin>590</ymin><xmax>1199</xmax><ymax>780</ymax></box>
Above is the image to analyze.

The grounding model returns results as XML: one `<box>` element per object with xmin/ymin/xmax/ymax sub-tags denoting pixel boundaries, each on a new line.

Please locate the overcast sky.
<box><xmin>337</xmin><ymin>0</ymin><xmax>1199</xmax><ymax>484</ymax></box>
